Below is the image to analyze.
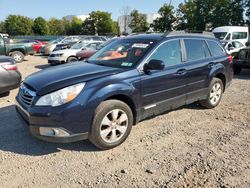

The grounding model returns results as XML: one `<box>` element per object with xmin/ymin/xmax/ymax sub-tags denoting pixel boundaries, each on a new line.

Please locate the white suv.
<box><xmin>48</xmin><ymin>41</ymin><xmax>103</xmax><ymax>65</ymax></box>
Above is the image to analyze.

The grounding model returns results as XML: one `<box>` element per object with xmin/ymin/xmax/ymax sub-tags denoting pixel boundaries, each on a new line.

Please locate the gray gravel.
<box><xmin>0</xmin><ymin>55</ymin><xmax>249</xmax><ymax>187</ymax></box>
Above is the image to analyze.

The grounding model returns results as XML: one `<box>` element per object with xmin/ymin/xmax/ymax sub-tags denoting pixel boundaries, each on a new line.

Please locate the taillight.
<box><xmin>1</xmin><ymin>63</ymin><xmax>17</xmax><ymax>70</ymax></box>
<box><xmin>228</xmin><ymin>55</ymin><xmax>233</xmax><ymax>64</ymax></box>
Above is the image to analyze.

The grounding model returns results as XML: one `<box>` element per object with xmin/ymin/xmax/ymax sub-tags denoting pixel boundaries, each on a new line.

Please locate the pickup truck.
<box><xmin>0</xmin><ymin>36</ymin><xmax>34</xmax><ymax>63</ymax></box>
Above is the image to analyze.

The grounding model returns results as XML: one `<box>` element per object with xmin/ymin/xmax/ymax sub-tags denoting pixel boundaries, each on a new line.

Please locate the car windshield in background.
<box><xmin>71</xmin><ymin>42</ymin><xmax>88</xmax><ymax>50</ymax></box>
<box><xmin>214</xmin><ymin>32</ymin><xmax>227</xmax><ymax>40</ymax></box>
<box><xmin>51</xmin><ymin>37</ymin><xmax>64</xmax><ymax>44</ymax></box>
<box><xmin>88</xmin><ymin>39</ymin><xmax>155</xmax><ymax>68</ymax></box>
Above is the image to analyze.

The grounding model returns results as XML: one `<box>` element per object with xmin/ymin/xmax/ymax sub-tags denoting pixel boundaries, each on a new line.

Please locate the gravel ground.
<box><xmin>0</xmin><ymin>55</ymin><xmax>249</xmax><ymax>188</ymax></box>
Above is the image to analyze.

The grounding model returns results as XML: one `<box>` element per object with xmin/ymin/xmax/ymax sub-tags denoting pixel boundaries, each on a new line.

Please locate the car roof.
<box><xmin>125</xmin><ymin>31</ymin><xmax>216</xmax><ymax>41</ymax></box>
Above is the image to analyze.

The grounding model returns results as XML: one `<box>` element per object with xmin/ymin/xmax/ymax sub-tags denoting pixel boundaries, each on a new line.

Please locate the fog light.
<box><xmin>39</xmin><ymin>127</ymin><xmax>70</xmax><ymax>137</ymax></box>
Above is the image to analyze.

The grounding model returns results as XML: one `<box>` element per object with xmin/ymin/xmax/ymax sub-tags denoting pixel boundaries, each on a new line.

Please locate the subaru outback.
<box><xmin>16</xmin><ymin>31</ymin><xmax>233</xmax><ymax>150</ymax></box>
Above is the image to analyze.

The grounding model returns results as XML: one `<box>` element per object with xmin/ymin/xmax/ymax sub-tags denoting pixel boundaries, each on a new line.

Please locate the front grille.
<box><xmin>18</xmin><ymin>84</ymin><xmax>36</xmax><ymax>106</ymax></box>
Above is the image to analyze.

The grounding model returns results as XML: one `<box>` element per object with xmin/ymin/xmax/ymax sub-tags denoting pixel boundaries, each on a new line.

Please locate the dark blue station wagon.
<box><xmin>16</xmin><ymin>31</ymin><xmax>233</xmax><ymax>150</ymax></box>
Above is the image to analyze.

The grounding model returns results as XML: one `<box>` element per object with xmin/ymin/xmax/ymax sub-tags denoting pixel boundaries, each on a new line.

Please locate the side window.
<box><xmin>207</xmin><ymin>40</ymin><xmax>225</xmax><ymax>57</ymax></box>
<box><xmin>184</xmin><ymin>39</ymin><xmax>209</xmax><ymax>61</ymax></box>
<box><xmin>148</xmin><ymin>40</ymin><xmax>182</xmax><ymax>67</ymax></box>
<box><xmin>232</xmin><ymin>32</ymin><xmax>247</xmax><ymax>40</ymax></box>
<box><xmin>232</xmin><ymin>41</ymin><xmax>244</xmax><ymax>48</ymax></box>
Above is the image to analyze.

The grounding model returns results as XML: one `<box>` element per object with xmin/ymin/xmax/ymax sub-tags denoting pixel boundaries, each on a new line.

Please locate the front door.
<box><xmin>140</xmin><ymin>39</ymin><xmax>188</xmax><ymax>118</ymax></box>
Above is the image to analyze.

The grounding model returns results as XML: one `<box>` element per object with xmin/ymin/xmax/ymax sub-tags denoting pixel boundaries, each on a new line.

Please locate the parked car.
<box><xmin>48</xmin><ymin>41</ymin><xmax>103</xmax><ymax>65</ymax></box>
<box><xmin>0</xmin><ymin>56</ymin><xmax>21</xmax><ymax>97</ymax></box>
<box><xmin>233</xmin><ymin>47</ymin><xmax>250</xmax><ymax>74</ymax></box>
<box><xmin>16</xmin><ymin>32</ymin><xmax>233</xmax><ymax>150</ymax></box>
<box><xmin>0</xmin><ymin>35</ymin><xmax>34</xmax><ymax>63</ymax></box>
<box><xmin>32</xmin><ymin>40</ymin><xmax>47</xmax><ymax>53</ymax></box>
<box><xmin>213</xmin><ymin>26</ymin><xmax>249</xmax><ymax>45</ymax></box>
<box><xmin>221</xmin><ymin>40</ymin><xmax>245</xmax><ymax>55</ymax></box>
<box><xmin>76</xmin><ymin>38</ymin><xmax>118</xmax><ymax>61</ymax></box>
<box><xmin>42</xmin><ymin>36</ymin><xmax>81</xmax><ymax>55</ymax></box>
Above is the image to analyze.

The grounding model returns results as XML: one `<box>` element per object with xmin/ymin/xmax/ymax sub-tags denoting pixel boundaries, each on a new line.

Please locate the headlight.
<box><xmin>36</xmin><ymin>83</ymin><xmax>85</xmax><ymax>107</ymax></box>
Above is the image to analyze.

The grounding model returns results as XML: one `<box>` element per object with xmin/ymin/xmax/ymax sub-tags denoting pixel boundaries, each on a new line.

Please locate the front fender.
<box><xmin>87</xmin><ymin>82</ymin><xmax>140</xmax><ymax>110</ymax></box>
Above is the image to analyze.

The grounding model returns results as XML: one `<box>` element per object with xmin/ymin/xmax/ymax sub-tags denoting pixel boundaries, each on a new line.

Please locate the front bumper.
<box><xmin>48</xmin><ymin>56</ymin><xmax>66</xmax><ymax>64</ymax></box>
<box><xmin>15</xmin><ymin>97</ymin><xmax>90</xmax><ymax>143</ymax></box>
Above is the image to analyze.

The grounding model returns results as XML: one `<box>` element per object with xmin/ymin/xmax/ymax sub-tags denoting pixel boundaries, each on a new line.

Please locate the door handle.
<box><xmin>174</xmin><ymin>69</ymin><xmax>187</xmax><ymax>76</ymax></box>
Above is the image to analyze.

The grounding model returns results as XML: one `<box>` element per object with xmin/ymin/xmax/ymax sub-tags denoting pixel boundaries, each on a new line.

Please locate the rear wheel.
<box><xmin>89</xmin><ymin>100</ymin><xmax>133</xmax><ymax>150</ymax></box>
<box><xmin>67</xmin><ymin>57</ymin><xmax>78</xmax><ymax>63</ymax></box>
<box><xmin>11</xmin><ymin>51</ymin><xmax>24</xmax><ymax>63</ymax></box>
<box><xmin>234</xmin><ymin>67</ymin><xmax>241</xmax><ymax>75</ymax></box>
<box><xmin>199</xmin><ymin>78</ymin><xmax>223</xmax><ymax>109</ymax></box>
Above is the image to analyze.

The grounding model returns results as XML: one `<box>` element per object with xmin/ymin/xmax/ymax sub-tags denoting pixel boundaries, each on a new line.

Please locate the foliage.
<box><xmin>4</xmin><ymin>15</ymin><xmax>34</xmax><ymax>36</ymax></box>
<box><xmin>0</xmin><ymin>21</ymin><xmax>6</xmax><ymax>33</ymax></box>
<box><xmin>151</xmin><ymin>4</ymin><xmax>176</xmax><ymax>32</ymax></box>
<box><xmin>63</xmin><ymin>16</ymin><xmax>83</xmax><ymax>35</ymax></box>
<box><xmin>47</xmin><ymin>18</ymin><xmax>65</xmax><ymax>35</ymax></box>
<box><xmin>33</xmin><ymin>17</ymin><xmax>49</xmax><ymax>35</ymax></box>
<box><xmin>82</xmin><ymin>11</ymin><xmax>113</xmax><ymax>35</ymax></box>
<box><xmin>129</xmin><ymin>10</ymin><xmax>149</xmax><ymax>33</ymax></box>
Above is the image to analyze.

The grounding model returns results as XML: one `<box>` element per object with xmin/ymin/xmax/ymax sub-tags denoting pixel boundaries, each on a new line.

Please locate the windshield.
<box><xmin>88</xmin><ymin>39</ymin><xmax>155</xmax><ymax>68</ymax></box>
<box><xmin>50</xmin><ymin>37</ymin><xmax>64</xmax><ymax>44</ymax></box>
<box><xmin>71</xmin><ymin>42</ymin><xmax>88</xmax><ymax>50</ymax></box>
<box><xmin>214</xmin><ymin>32</ymin><xmax>228</xmax><ymax>40</ymax></box>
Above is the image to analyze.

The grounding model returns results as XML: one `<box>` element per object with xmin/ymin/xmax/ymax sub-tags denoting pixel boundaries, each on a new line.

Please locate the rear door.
<box><xmin>140</xmin><ymin>39</ymin><xmax>188</xmax><ymax>118</ymax></box>
<box><xmin>183</xmin><ymin>38</ymin><xmax>213</xmax><ymax>103</ymax></box>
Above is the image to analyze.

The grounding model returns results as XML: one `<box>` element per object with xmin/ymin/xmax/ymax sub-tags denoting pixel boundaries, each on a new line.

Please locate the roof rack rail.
<box><xmin>163</xmin><ymin>30</ymin><xmax>215</xmax><ymax>38</ymax></box>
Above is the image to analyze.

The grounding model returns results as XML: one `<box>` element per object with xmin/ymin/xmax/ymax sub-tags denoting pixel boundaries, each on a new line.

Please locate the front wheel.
<box><xmin>199</xmin><ymin>78</ymin><xmax>223</xmax><ymax>109</ymax></box>
<box><xmin>67</xmin><ymin>57</ymin><xmax>78</xmax><ymax>63</ymax></box>
<box><xmin>89</xmin><ymin>100</ymin><xmax>133</xmax><ymax>150</ymax></box>
<box><xmin>11</xmin><ymin>51</ymin><xmax>24</xmax><ymax>63</ymax></box>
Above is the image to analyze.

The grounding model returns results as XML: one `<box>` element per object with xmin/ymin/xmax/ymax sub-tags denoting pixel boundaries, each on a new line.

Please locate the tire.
<box><xmin>199</xmin><ymin>78</ymin><xmax>223</xmax><ymax>109</ymax></box>
<box><xmin>67</xmin><ymin>57</ymin><xmax>78</xmax><ymax>63</ymax></box>
<box><xmin>0</xmin><ymin>91</ymin><xmax>10</xmax><ymax>97</ymax></box>
<box><xmin>89</xmin><ymin>100</ymin><xmax>133</xmax><ymax>150</ymax></box>
<box><xmin>234</xmin><ymin>67</ymin><xmax>241</xmax><ymax>75</ymax></box>
<box><xmin>11</xmin><ymin>51</ymin><xmax>24</xmax><ymax>63</ymax></box>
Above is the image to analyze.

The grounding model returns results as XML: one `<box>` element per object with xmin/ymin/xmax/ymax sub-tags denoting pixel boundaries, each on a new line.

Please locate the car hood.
<box><xmin>24</xmin><ymin>62</ymin><xmax>123</xmax><ymax>95</ymax></box>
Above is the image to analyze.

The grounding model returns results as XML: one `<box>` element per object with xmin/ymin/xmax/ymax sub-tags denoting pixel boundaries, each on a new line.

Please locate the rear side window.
<box><xmin>232</xmin><ymin>32</ymin><xmax>247</xmax><ymax>40</ymax></box>
<box><xmin>184</xmin><ymin>39</ymin><xmax>210</xmax><ymax>61</ymax></box>
<box><xmin>207</xmin><ymin>40</ymin><xmax>225</xmax><ymax>57</ymax></box>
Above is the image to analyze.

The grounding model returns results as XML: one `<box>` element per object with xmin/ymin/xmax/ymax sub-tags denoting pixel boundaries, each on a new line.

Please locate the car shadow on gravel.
<box><xmin>0</xmin><ymin>105</ymin><xmax>99</xmax><ymax>156</ymax></box>
<box><xmin>234</xmin><ymin>69</ymin><xmax>250</xmax><ymax>80</ymax></box>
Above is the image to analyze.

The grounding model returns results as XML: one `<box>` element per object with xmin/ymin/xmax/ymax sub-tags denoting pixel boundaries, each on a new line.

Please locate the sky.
<box><xmin>0</xmin><ymin>0</ymin><xmax>183</xmax><ymax>21</ymax></box>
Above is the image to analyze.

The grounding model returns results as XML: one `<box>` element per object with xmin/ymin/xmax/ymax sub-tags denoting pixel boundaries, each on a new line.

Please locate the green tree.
<box><xmin>129</xmin><ymin>10</ymin><xmax>149</xmax><ymax>33</ymax></box>
<box><xmin>33</xmin><ymin>17</ymin><xmax>49</xmax><ymax>35</ymax></box>
<box><xmin>82</xmin><ymin>18</ymin><xmax>96</xmax><ymax>35</ymax></box>
<box><xmin>82</xmin><ymin>11</ymin><xmax>114</xmax><ymax>35</ymax></box>
<box><xmin>48</xmin><ymin>18</ymin><xmax>65</xmax><ymax>35</ymax></box>
<box><xmin>229</xmin><ymin>0</ymin><xmax>245</xmax><ymax>26</ymax></box>
<box><xmin>4</xmin><ymin>15</ymin><xmax>33</xmax><ymax>36</ymax></box>
<box><xmin>111</xmin><ymin>21</ymin><xmax>120</xmax><ymax>35</ymax></box>
<box><xmin>151</xmin><ymin>4</ymin><xmax>176</xmax><ymax>32</ymax></box>
<box><xmin>67</xmin><ymin>17</ymin><xmax>83</xmax><ymax>35</ymax></box>
<box><xmin>0</xmin><ymin>21</ymin><xmax>6</xmax><ymax>33</ymax></box>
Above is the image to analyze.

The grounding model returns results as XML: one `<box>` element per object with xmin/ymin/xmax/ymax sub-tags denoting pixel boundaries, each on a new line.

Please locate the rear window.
<box><xmin>207</xmin><ymin>40</ymin><xmax>225</xmax><ymax>57</ymax></box>
<box><xmin>184</xmin><ymin>39</ymin><xmax>211</xmax><ymax>61</ymax></box>
<box><xmin>232</xmin><ymin>32</ymin><xmax>248</xmax><ymax>40</ymax></box>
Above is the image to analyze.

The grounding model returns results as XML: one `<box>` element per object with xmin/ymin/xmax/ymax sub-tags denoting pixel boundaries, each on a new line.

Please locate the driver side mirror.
<box><xmin>144</xmin><ymin>59</ymin><xmax>165</xmax><ymax>71</ymax></box>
